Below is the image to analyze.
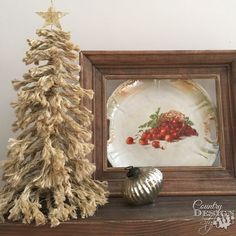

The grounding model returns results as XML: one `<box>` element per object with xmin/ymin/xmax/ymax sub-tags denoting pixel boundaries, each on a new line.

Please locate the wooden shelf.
<box><xmin>0</xmin><ymin>196</ymin><xmax>235</xmax><ymax>236</ymax></box>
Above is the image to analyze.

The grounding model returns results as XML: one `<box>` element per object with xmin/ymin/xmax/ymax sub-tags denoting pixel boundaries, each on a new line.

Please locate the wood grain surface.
<box><xmin>0</xmin><ymin>196</ymin><xmax>235</xmax><ymax>236</ymax></box>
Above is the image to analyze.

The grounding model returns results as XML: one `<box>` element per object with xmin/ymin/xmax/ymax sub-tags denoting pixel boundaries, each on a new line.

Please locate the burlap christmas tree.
<box><xmin>0</xmin><ymin>6</ymin><xmax>108</xmax><ymax>227</ymax></box>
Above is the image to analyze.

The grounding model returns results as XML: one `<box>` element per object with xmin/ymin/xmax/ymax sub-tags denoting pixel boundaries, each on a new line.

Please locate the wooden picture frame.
<box><xmin>80</xmin><ymin>51</ymin><xmax>236</xmax><ymax>196</ymax></box>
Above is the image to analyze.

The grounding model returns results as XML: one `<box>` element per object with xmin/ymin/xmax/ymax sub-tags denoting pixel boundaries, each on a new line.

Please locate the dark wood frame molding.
<box><xmin>80</xmin><ymin>51</ymin><xmax>236</xmax><ymax>196</ymax></box>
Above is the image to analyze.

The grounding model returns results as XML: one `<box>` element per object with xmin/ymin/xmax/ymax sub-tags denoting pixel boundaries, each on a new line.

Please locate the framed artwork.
<box><xmin>80</xmin><ymin>51</ymin><xmax>236</xmax><ymax>196</ymax></box>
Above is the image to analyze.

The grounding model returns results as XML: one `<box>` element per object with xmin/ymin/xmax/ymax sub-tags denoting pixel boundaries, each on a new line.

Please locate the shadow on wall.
<box><xmin>0</xmin><ymin>171</ymin><xmax>3</xmax><ymax>187</ymax></box>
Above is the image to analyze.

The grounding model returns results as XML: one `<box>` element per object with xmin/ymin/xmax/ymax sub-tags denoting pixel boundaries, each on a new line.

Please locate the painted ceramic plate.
<box><xmin>107</xmin><ymin>79</ymin><xmax>219</xmax><ymax>167</ymax></box>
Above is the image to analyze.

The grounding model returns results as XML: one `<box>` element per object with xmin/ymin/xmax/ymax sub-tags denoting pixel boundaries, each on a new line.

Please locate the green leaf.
<box><xmin>138</xmin><ymin>107</ymin><xmax>162</xmax><ymax>130</ymax></box>
<box><xmin>150</xmin><ymin>120</ymin><xmax>156</xmax><ymax>128</ymax></box>
<box><xmin>184</xmin><ymin>117</ymin><xmax>194</xmax><ymax>126</ymax></box>
<box><xmin>138</xmin><ymin>123</ymin><xmax>147</xmax><ymax>128</ymax></box>
<box><xmin>150</xmin><ymin>114</ymin><xmax>157</xmax><ymax>119</ymax></box>
<box><xmin>156</xmin><ymin>108</ymin><xmax>160</xmax><ymax>113</ymax></box>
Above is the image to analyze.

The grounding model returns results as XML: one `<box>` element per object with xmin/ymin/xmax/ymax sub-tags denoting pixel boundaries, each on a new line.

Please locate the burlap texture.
<box><xmin>0</xmin><ymin>29</ymin><xmax>109</xmax><ymax>227</ymax></box>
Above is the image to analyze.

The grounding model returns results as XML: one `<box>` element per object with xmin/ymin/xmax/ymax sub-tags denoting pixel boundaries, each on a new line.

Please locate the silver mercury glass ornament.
<box><xmin>122</xmin><ymin>166</ymin><xmax>163</xmax><ymax>205</ymax></box>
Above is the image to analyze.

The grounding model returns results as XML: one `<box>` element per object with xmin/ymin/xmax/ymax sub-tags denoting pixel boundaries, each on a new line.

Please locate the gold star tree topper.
<box><xmin>36</xmin><ymin>6</ymin><xmax>68</xmax><ymax>29</ymax></box>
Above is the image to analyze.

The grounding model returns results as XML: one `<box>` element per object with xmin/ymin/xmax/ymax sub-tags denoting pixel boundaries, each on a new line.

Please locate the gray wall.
<box><xmin>1</xmin><ymin>0</ymin><xmax>236</xmax><ymax>184</ymax></box>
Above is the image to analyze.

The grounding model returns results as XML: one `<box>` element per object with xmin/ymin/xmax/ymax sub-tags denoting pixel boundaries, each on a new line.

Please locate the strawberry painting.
<box><xmin>126</xmin><ymin>108</ymin><xmax>198</xmax><ymax>150</ymax></box>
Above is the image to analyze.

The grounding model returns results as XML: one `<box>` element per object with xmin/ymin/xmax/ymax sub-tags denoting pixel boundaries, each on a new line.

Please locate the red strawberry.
<box><xmin>139</xmin><ymin>139</ymin><xmax>148</xmax><ymax>145</ymax></box>
<box><xmin>165</xmin><ymin>134</ymin><xmax>173</xmax><ymax>142</ymax></box>
<box><xmin>126</xmin><ymin>137</ymin><xmax>134</xmax><ymax>144</ymax></box>
<box><xmin>152</xmin><ymin>140</ymin><xmax>160</xmax><ymax>148</ymax></box>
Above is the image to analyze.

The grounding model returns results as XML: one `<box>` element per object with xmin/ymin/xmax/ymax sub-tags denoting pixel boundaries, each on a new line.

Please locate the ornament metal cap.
<box><xmin>125</xmin><ymin>166</ymin><xmax>141</xmax><ymax>178</ymax></box>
